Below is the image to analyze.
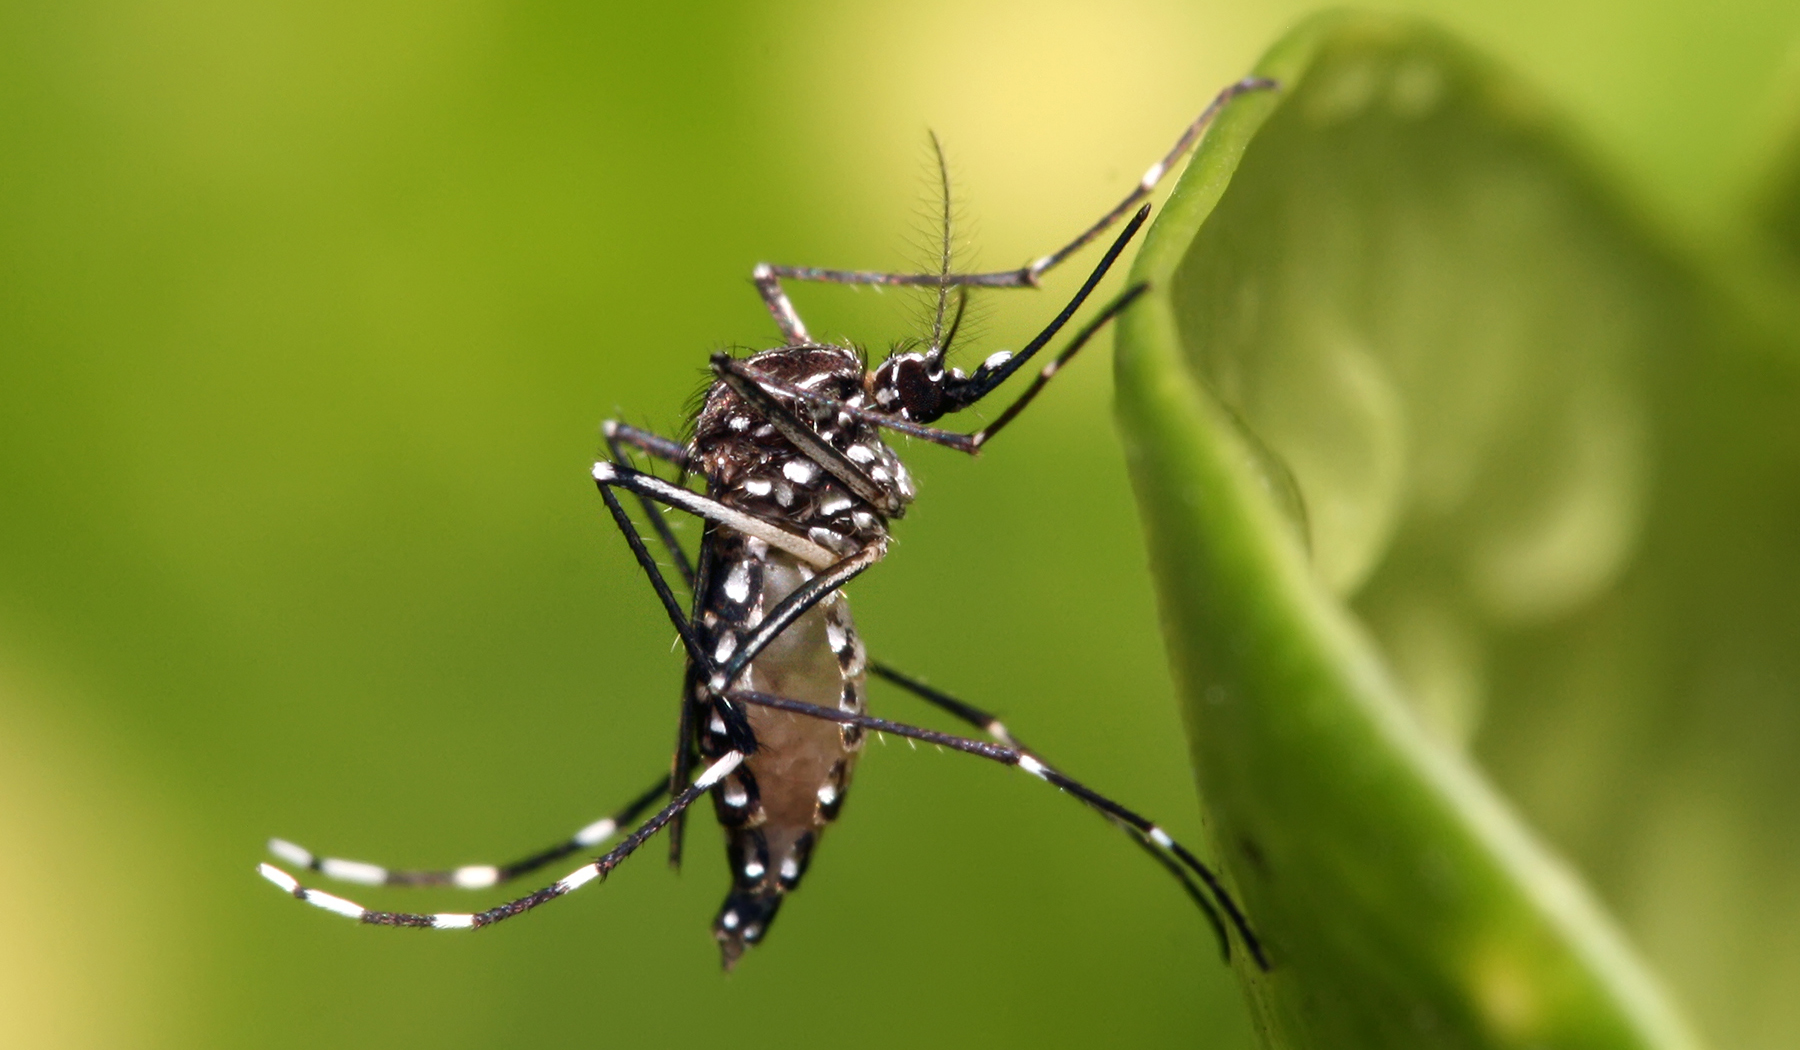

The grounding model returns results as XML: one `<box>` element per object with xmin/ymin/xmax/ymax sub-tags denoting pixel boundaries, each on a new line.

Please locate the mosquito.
<box><xmin>260</xmin><ymin>76</ymin><xmax>1277</xmax><ymax>972</ymax></box>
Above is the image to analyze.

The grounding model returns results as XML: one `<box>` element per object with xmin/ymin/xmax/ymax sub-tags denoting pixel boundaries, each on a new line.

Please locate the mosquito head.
<box><xmin>868</xmin><ymin>283</ymin><xmax>978</xmax><ymax>425</ymax></box>
<box><xmin>867</xmin><ymin>342</ymin><xmax>1011</xmax><ymax>425</ymax></box>
<box><xmin>867</xmin><ymin>349</ymin><xmax>947</xmax><ymax>423</ymax></box>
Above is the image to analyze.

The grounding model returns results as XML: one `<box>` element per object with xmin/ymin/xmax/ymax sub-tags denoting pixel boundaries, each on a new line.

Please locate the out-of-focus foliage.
<box><xmin>1118</xmin><ymin>12</ymin><xmax>1767</xmax><ymax>1047</ymax></box>
<box><xmin>3</xmin><ymin>3</ymin><xmax>1800</xmax><ymax>1050</ymax></box>
<box><xmin>1121</xmin><ymin>10</ymin><xmax>1800</xmax><ymax>1049</ymax></box>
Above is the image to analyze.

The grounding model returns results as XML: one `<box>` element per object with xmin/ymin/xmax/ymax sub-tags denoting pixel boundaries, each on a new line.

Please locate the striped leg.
<box><xmin>869</xmin><ymin>663</ymin><xmax>1232</xmax><ymax>961</ymax></box>
<box><xmin>592</xmin><ymin>465</ymin><xmax>882</xmax><ymax>701</ymax></box>
<box><xmin>259</xmin><ymin>752</ymin><xmax>744</xmax><ymax>930</ymax></box>
<box><xmin>592</xmin><ymin>446</ymin><xmax>878</xmax><ymax>868</ymax></box>
<box><xmin>594</xmin><ymin>445</ymin><xmax>882</xmax><ymax>868</ymax></box>
<box><xmin>871</xmin><ymin>662</ymin><xmax>1024</xmax><ymax>747</ymax></box>
<box><xmin>604</xmin><ymin>420</ymin><xmax>694</xmax><ymax>474</ymax></box>
<box><xmin>593</xmin><ymin>461</ymin><xmax>837</xmax><ymax>569</ymax></box>
<box><xmin>596</xmin><ymin>417</ymin><xmax>1250</xmax><ymax>963</ymax></box>
<box><xmin>603</xmin><ymin>421</ymin><xmax>699</xmax><ymax>590</ymax></box>
<box><xmin>727</xmin><ymin>688</ymin><xmax>1268</xmax><ymax>970</ymax></box>
<box><xmin>715</xmin><ymin>275</ymin><xmax>1149</xmax><ymax>457</ymax></box>
<box><xmin>265</xmin><ymin>778</ymin><xmax>667</xmax><ymax>891</ymax></box>
<box><xmin>588</xmin><ymin>437</ymin><xmax>710</xmax><ymax>865</ymax></box>
<box><xmin>750</xmin><ymin>76</ymin><xmax>1279</xmax><ymax>342</ymax></box>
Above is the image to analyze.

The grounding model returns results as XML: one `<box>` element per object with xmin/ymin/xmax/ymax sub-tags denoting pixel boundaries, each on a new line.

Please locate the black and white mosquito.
<box><xmin>261</xmin><ymin>77</ymin><xmax>1276</xmax><ymax>972</ymax></box>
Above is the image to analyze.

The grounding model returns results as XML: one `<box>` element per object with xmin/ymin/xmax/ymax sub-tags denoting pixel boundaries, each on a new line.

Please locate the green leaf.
<box><xmin>1115</xmin><ymin>12</ymin><xmax>1728</xmax><ymax>1049</ymax></box>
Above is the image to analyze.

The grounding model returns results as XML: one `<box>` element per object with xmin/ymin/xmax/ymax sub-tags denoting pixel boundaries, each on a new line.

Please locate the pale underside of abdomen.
<box><xmin>697</xmin><ymin>541</ymin><xmax>867</xmax><ymax>965</ymax></box>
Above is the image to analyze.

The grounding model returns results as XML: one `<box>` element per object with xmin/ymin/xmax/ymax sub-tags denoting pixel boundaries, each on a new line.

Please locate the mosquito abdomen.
<box><xmin>698</xmin><ymin>536</ymin><xmax>868</xmax><ymax>968</ymax></box>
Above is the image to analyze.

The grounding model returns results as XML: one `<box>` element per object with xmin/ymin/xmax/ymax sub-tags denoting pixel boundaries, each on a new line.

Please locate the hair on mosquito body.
<box><xmin>260</xmin><ymin>75</ymin><xmax>1279</xmax><ymax>974</ymax></box>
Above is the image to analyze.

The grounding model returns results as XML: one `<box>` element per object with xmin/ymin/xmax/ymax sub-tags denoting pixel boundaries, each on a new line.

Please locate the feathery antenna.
<box><xmin>927</xmin><ymin>130</ymin><xmax>954</xmax><ymax>363</ymax></box>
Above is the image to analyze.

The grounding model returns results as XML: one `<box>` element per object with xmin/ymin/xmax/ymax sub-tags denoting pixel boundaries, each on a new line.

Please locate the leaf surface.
<box><xmin>1114</xmin><ymin>13</ymin><xmax>1733</xmax><ymax>1049</ymax></box>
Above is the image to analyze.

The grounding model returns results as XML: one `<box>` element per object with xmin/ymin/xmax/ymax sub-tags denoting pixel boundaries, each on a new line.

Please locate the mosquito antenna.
<box><xmin>926</xmin><ymin>130</ymin><xmax>954</xmax><ymax>364</ymax></box>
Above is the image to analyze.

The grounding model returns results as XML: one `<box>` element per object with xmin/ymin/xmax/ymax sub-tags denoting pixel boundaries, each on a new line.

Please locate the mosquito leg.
<box><xmin>603</xmin><ymin>420</ymin><xmax>695</xmax><ymax>473</ymax></box>
<box><xmin>593</xmin><ymin>460</ymin><xmax>837</xmax><ymax>569</ymax></box>
<box><xmin>1125</xmin><ymin>834</ymin><xmax>1233</xmax><ymax>962</ymax></box>
<box><xmin>603</xmin><ymin>421</ymin><xmax>700</xmax><ymax>589</ymax></box>
<box><xmin>727</xmin><ymin>688</ymin><xmax>1268</xmax><ymax>970</ymax></box>
<box><xmin>870</xmin><ymin>663</ymin><xmax>1023</xmax><ymax>747</ymax></box>
<box><xmin>668</xmin><ymin>662</ymin><xmax>703</xmax><ymax>868</ymax></box>
<box><xmin>749</xmin><ymin>78</ymin><xmax>1276</xmax><ymax>302</ymax></box>
<box><xmin>595</xmin><ymin>480</ymin><xmax>715</xmax><ymax>675</ymax></box>
<box><xmin>594</xmin><ymin>452</ymin><xmax>834</xmax><ymax>740</ymax></box>
<box><xmin>259</xmin><ymin>752</ymin><xmax>746</xmax><ymax>930</ymax></box>
<box><xmin>1016</xmin><ymin>76</ymin><xmax>1276</xmax><ymax>280</ymax></box>
<box><xmin>595</xmin><ymin>452</ymin><xmax>870</xmax><ymax>857</ymax></box>
<box><xmin>868</xmin><ymin>662</ymin><xmax>1231</xmax><ymax>959</ymax></box>
<box><xmin>266</xmin><ymin>778</ymin><xmax>667</xmax><ymax>891</ymax></box>
<box><xmin>961</xmin><ymin>282</ymin><xmax>1148</xmax><ymax>447</ymax></box>
<box><xmin>717</xmin><ymin>278</ymin><xmax>1145</xmax><ymax>457</ymax></box>
<box><xmin>753</xmin><ymin>263</ymin><xmax>813</xmax><ymax>344</ymax></box>
<box><xmin>595</xmin><ymin>462</ymin><xmax>886</xmax><ymax>815</ymax></box>
<box><xmin>720</xmin><ymin>195</ymin><xmax>1149</xmax><ymax>466</ymax></box>
<box><xmin>594</xmin><ymin>423</ymin><xmax>710</xmax><ymax>862</ymax></box>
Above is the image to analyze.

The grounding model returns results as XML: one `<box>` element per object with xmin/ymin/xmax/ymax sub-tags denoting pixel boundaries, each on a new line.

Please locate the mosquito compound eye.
<box><xmin>889</xmin><ymin>353</ymin><xmax>945</xmax><ymax>423</ymax></box>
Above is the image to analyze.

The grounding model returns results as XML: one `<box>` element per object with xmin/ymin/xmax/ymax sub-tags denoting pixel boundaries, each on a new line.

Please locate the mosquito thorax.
<box><xmin>695</xmin><ymin>343</ymin><xmax>917</xmax><ymax>552</ymax></box>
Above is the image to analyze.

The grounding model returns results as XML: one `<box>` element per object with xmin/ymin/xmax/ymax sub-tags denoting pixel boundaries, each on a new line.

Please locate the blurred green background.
<box><xmin>4</xmin><ymin>2</ymin><xmax>1800</xmax><ymax>1048</ymax></box>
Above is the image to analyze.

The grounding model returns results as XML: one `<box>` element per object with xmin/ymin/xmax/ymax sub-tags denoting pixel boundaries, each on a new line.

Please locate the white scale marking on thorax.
<box><xmin>723</xmin><ymin>561</ymin><xmax>751</xmax><ymax>603</ymax></box>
